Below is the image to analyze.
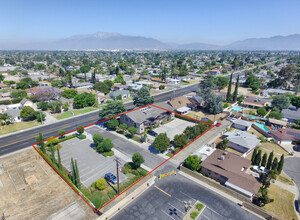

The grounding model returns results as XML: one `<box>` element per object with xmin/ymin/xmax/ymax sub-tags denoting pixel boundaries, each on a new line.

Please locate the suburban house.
<box><xmin>265</xmin><ymin>88</ymin><xmax>295</xmax><ymax>95</ymax></box>
<box><xmin>96</xmin><ymin>93</ymin><xmax>111</xmax><ymax>104</ymax></box>
<box><xmin>282</xmin><ymin>106</ymin><xmax>300</xmax><ymax>123</ymax></box>
<box><xmin>120</xmin><ymin>106</ymin><xmax>175</xmax><ymax>134</ymax></box>
<box><xmin>60</xmin><ymin>97</ymin><xmax>73</xmax><ymax>108</ymax></box>
<box><xmin>20</xmin><ymin>98</ymin><xmax>34</xmax><ymax>108</ymax></box>
<box><xmin>127</xmin><ymin>83</ymin><xmax>143</xmax><ymax>91</ymax></box>
<box><xmin>205</xmin><ymin>69</ymin><xmax>221</xmax><ymax>75</ymax></box>
<box><xmin>166</xmin><ymin>78</ymin><xmax>181</xmax><ymax>84</ymax></box>
<box><xmin>189</xmin><ymin>96</ymin><xmax>204</xmax><ymax>109</ymax></box>
<box><xmin>0</xmin><ymin>105</ymin><xmax>7</xmax><ymax>113</ymax></box>
<box><xmin>231</xmin><ymin>119</ymin><xmax>253</xmax><ymax>131</ymax></box>
<box><xmin>201</xmin><ymin>149</ymin><xmax>261</xmax><ymax>199</ymax></box>
<box><xmin>223</xmin><ymin>131</ymin><xmax>260</xmax><ymax>156</ymax></box>
<box><xmin>4</xmin><ymin>108</ymin><xmax>21</xmax><ymax>123</ymax></box>
<box><xmin>110</xmin><ymin>90</ymin><xmax>130</xmax><ymax>100</ymax></box>
<box><xmin>113</xmin><ymin>83</ymin><xmax>128</xmax><ymax>91</ymax></box>
<box><xmin>71</xmin><ymin>82</ymin><xmax>93</xmax><ymax>89</ymax></box>
<box><xmin>269</xmin><ymin>128</ymin><xmax>300</xmax><ymax>145</ymax></box>
<box><xmin>242</xmin><ymin>97</ymin><xmax>271</xmax><ymax>109</ymax></box>
<box><xmin>167</xmin><ymin>96</ymin><xmax>192</xmax><ymax>114</ymax></box>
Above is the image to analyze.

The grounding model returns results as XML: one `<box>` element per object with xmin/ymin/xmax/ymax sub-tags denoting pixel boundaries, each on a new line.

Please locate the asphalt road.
<box><xmin>284</xmin><ymin>157</ymin><xmax>300</xmax><ymax>200</ymax></box>
<box><xmin>111</xmin><ymin>172</ymin><xmax>261</xmax><ymax>220</ymax></box>
<box><xmin>0</xmin><ymin>84</ymin><xmax>198</xmax><ymax>156</ymax></box>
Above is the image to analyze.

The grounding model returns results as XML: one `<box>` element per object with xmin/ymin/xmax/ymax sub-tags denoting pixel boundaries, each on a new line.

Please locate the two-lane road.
<box><xmin>0</xmin><ymin>83</ymin><xmax>199</xmax><ymax>156</ymax></box>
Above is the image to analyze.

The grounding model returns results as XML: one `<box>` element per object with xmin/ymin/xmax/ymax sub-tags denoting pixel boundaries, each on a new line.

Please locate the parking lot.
<box><xmin>59</xmin><ymin>137</ymin><xmax>127</xmax><ymax>187</ymax></box>
<box><xmin>152</xmin><ymin>118</ymin><xmax>197</xmax><ymax>140</ymax></box>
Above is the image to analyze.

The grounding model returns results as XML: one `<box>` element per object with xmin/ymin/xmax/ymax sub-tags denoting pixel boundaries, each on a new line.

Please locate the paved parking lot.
<box><xmin>284</xmin><ymin>157</ymin><xmax>300</xmax><ymax>199</ymax></box>
<box><xmin>59</xmin><ymin>137</ymin><xmax>127</xmax><ymax>187</ymax></box>
<box><xmin>152</xmin><ymin>118</ymin><xmax>197</xmax><ymax>140</ymax></box>
<box><xmin>112</xmin><ymin>173</ymin><xmax>261</xmax><ymax>220</ymax></box>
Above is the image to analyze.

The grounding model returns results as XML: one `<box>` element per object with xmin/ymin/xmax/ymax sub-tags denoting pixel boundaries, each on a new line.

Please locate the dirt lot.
<box><xmin>0</xmin><ymin>149</ymin><xmax>98</xmax><ymax>220</ymax></box>
<box><xmin>221</xmin><ymin>86</ymin><xmax>258</xmax><ymax>97</ymax></box>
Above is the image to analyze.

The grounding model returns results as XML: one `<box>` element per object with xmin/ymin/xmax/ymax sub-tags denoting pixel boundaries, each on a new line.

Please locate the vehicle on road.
<box><xmin>105</xmin><ymin>172</ymin><xmax>118</xmax><ymax>184</ymax></box>
<box><xmin>147</xmin><ymin>130</ymin><xmax>158</xmax><ymax>137</ymax></box>
<box><xmin>215</xmin><ymin>123</ymin><xmax>222</xmax><ymax>127</ymax></box>
<box><xmin>252</xmin><ymin>165</ymin><xmax>269</xmax><ymax>174</ymax></box>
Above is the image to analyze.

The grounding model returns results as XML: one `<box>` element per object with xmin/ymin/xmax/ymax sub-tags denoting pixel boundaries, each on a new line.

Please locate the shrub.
<box><xmin>257</xmin><ymin>107</ymin><xmax>267</xmax><ymax>116</ymax></box>
<box><xmin>184</xmin><ymin>155</ymin><xmax>202</xmax><ymax>171</ymax></box>
<box><xmin>223</xmin><ymin>103</ymin><xmax>230</xmax><ymax>108</ymax></box>
<box><xmin>95</xmin><ymin>179</ymin><xmax>107</xmax><ymax>191</ymax></box>
<box><xmin>139</xmin><ymin>169</ymin><xmax>148</xmax><ymax>177</ymax></box>
<box><xmin>102</xmin><ymin>150</ymin><xmax>114</xmax><ymax>157</ymax></box>
<box><xmin>190</xmin><ymin>211</ymin><xmax>199</xmax><ymax>219</ymax></box>
<box><xmin>196</xmin><ymin>203</ymin><xmax>204</xmax><ymax>211</ymax></box>
<box><xmin>77</xmin><ymin>134</ymin><xmax>86</xmax><ymax>139</ymax></box>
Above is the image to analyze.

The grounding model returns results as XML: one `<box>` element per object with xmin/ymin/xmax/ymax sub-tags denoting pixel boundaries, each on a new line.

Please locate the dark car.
<box><xmin>147</xmin><ymin>130</ymin><xmax>158</xmax><ymax>137</ymax></box>
<box><xmin>105</xmin><ymin>172</ymin><xmax>118</xmax><ymax>185</ymax></box>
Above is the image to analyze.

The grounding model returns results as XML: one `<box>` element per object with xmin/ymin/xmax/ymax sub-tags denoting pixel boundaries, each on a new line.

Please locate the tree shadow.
<box><xmin>148</xmin><ymin>145</ymin><xmax>160</xmax><ymax>154</ymax></box>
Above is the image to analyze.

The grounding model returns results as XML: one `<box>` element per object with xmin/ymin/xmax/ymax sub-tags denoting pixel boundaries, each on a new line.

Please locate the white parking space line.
<box><xmin>174</xmin><ymin>196</ymin><xmax>184</xmax><ymax>203</ymax></box>
<box><xmin>180</xmin><ymin>191</ymin><xmax>197</xmax><ymax>201</ymax></box>
<box><xmin>167</xmin><ymin>202</ymin><xmax>185</xmax><ymax>215</ymax></box>
<box><xmin>206</xmin><ymin>206</ymin><xmax>226</xmax><ymax>218</ymax></box>
<box><xmin>161</xmin><ymin>209</ymin><xmax>176</xmax><ymax>220</ymax></box>
<box><xmin>201</xmin><ymin>214</ymin><xmax>211</xmax><ymax>220</ymax></box>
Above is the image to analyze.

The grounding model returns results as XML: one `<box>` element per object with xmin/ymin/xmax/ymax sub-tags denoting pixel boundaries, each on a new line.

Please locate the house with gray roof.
<box><xmin>223</xmin><ymin>131</ymin><xmax>260</xmax><ymax>156</ymax></box>
<box><xmin>282</xmin><ymin>107</ymin><xmax>300</xmax><ymax>123</ymax></box>
<box><xmin>110</xmin><ymin>90</ymin><xmax>130</xmax><ymax>100</ymax></box>
<box><xmin>4</xmin><ymin>109</ymin><xmax>21</xmax><ymax>122</ymax></box>
<box><xmin>231</xmin><ymin>119</ymin><xmax>253</xmax><ymax>131</ymax></box>
<box><xmin>120</xmin><ymin>106</ymin><xmax>174</xmax><ymax>134</ymax></box>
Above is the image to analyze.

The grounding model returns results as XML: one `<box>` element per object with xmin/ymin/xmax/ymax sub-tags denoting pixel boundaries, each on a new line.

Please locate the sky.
<box><xmin>1</xmin><ymin>0</ymin><xmax>300</xmax><ymax>45</ymax></box>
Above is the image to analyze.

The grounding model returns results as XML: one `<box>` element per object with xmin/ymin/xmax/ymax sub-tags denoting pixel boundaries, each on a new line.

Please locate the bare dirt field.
<box><xmin>221</xmin><ymin>86</ymin><xmax>258</xmax><ymax>97</ymax></box>
<box><xmin>0</xmin><ymin>149</ymin><xmax>98</xmax><ymax>220</ymax></box>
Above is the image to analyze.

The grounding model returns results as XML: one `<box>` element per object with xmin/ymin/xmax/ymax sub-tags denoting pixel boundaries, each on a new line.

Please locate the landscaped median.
<box><xmin>184</xmin><ymin>201</ymin><xmax>206</xmax><ymax>220</ymax></box>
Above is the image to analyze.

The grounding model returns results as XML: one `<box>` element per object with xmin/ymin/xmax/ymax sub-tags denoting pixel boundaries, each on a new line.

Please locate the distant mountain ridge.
<box><xmin>1</xmin><ymin>32</ymin><xmax>300</xmax><ymax>50</ymax></box>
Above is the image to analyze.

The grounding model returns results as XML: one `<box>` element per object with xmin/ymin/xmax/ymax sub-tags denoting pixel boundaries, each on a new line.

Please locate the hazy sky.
<box><xmin>1</xmin><ymin>0</ymin><xmax>300</xmax><ymax>45</ymax></box>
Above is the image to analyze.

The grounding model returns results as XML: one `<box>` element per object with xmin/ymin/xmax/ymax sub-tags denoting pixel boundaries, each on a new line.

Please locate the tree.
<box><xmin>0</xmin><ymin>113</ymin><xmax>12</xmax><ymax>125</ymax></box>
<box><xmin>94</xmin><ymin>82</ymin><xmax>110</xmax><ymax>94</ymax></box>
<box><xmin>91</xmin><ymin>70</ymin><xmax>96</xmax><ymax>84</ymax></box>
<box><xmin>50</xmin><ymin>146</ymin><xmax>56</xmax><ymax>164</ymax></box>
<box><xmin>153</xmin><ymin>133</ymin><xmax>170</xmax><ymax>152</ymax></box>
<box><xmin>62</xmin><ymin>89</ymin><xmax>77</xmax><ymax>99</ymax></box>
<box><xmin>133</xmin><ymin>87</ymin><xmax>154</xmax><ymax>107</ymax></box>
<box><xmin>269</xmin><ymin>111</ymin><xmax>284</xmax><ymax>120</ymax></box>
<box><xmin>71</xmin><ymin>158</ymin><xmax>77</xmax><ymax>187</ymax></box>
<box><xmin>75</xmin><ymin>160</ymin><xmax>80</xmax><ymax>189</ymax></box>
<box><xmin>271</xmin><ymin>95</ymin><xmax>290</xmax><ymax>110</ymax></box>
<box><xmin>73</xmin><ymin>93</ymin><xmax>87</xmax><ymax>109</ymax></box>
<box><xmin>119</xmin><ymin>123</ymin><xmax>127</xmax><ymax>131</ymax></box>
<box><xmin>80</xmin><ymin>65</ymin><xmax>91</xmax><ymax>81</ymax></box>
<box><xmin>20</xmin><ymin>106</ymin><xmax>36</xmax><ymax>120</ymax></box>
<box><xmin>216</xmin><ymin>138</ymin><xmax>229</xmax><ymax>150</ymax></box>
<box><xmin>261</xmin><ymin>153</ymin><xmax>267</xmax><ymax>167</ymax></box>
<box><xmin>232</xmin><ymin>56</ymin><xmax>239</xmax><ymax>70</ymax></box>
<box><xmin>107</xmin><ymin>118</ymin><xmax>119</xmax><ymax>130</ymax></box>
<box><xmin>36</xmin><ymin>111</ymin><xmax>46</xmax><ymax>122</ymax></box>
<box><xmin>257</xmin><ymin>107</ymin><xmax>267</xmax><ymax>117</ymax></box>
<box><xmin>173</xmin><ymin>134</ymin><xmax>188</xmax><ymax>149</ymax></box>
<box><xmin>37</xmin><ymin>101</ymin><xmax>48</xmax><ymax>111</ymax></box>
<box><xmin>206</xmin><ymin>93</ymin><xmax>223</xmax><ymax>114</ymax></box>
<box><xmin>36</xmin><ymin>132</ymin><xmax>46</xmax><ymax>153</ymax></box>
<box><xmin>95</xmin><ymin>178</ymin><xmax>107</xmax><ymax>191</ymax></box>
<box><xmin>0</xmin><ymin>73</ymin><xmax>5</xmax><ymax>82</ymax></box>
<box><xmin>128</xmin><ymin>126</ymin><xmax>137</xmax><ymax>136</ymax></box>
<box><xmin>48</xmin><ymin>101</ymin><xmax>62</xmax><ymax>113</ymax></box>
<box><xmin>59</xmin><ymin>129</ymin><xmax>66</xmax><ymax>137</ymax></box>
<box><xmin>35</xmin><ymin>87</ymin><xmax>60</xmax><ymax>102</ymax></box>
<box><xmin>245</xmin><ymin>74</ymin><xmax>263</xmax><ymax>92</ymax></box>
<box><xmin>232</xmin><ymin>75</ymin><xmax>239</xmax><ymax>101</ymax></box>
<box><xmin>255</xmin><ymin>149</ymin><xmax>262</xmax><ymax>166</ymax></box>
<box><xmin>99</xmin><ymin>100</ymin><xmax>126</xmax><ymax>119</ymax></box>
<box><xmin>251</xmin><ymin>148</ymin><xmax>258</xmax><ymax>165</ymax></box>
<box><xmin>63</xmin><ymin>102</ymin><xmax>69</xmax><ymax>111</ymax></box>
<box><xmin>132</xmin><ymin>152</ymin><xmax>145</xmax><ymax>169</ymax></box>
<box><xmin>77</xmin><ymin>126</ymin><xmax>84</xmax><ymax>135</ymax></box>
<box><xmin>272</xmin><ymin>157</ymin><xmax>278</xmax><ymax>171</ymax></box>
<box><xmin>184</xmin><ymin>155</ymin><xmax>202</xmax><ymax>171</ymax></box>
<box><xmin>290</xmin><ymin>96</ymin><xmax>300</xmax><ymax>108</ymax></box>
<box><xmin>266</xmin><ymin>151</ymin><xmax>274</xmax><ymax>170</ymax></box>
<box><xmin>57</xmin><ymin>148</ymin><xmax>62</xmax><ymax>170</ymax></box>
<box><xmin>226</xmin><ymin>73</ymin><xmax>233</xmax><ymax>101</ymax></box>
<box><xmin>277</xmin><ymin>154</ymin><xmax>284</xmax><ymax>174</ymax></box>
<box><xmin>214</xmin><ymin>76</ymin><xmax>228</xmax><ymax>92</ymax></box>
<box><xmin>86</xmin><ymin>93</ymin><xmax>96</xmax><ymax>106</ymax></box>
<box><xmin>97</xmin><ymin>138</ymin><xmax>114</xmax><ymax>153</ymax></box>
<box><xmin>93</xmin><ymin>133</ymin><xmax>103</xmax><ymax>148</ymax></box>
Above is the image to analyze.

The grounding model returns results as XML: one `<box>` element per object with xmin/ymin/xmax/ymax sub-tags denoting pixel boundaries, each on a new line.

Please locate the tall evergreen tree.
<box><xmin>91</xmin><ymin>70</ymin><xmax>96</xmax><ymax>84</ymax></box>
<box><xmin>50</xmin><ymin>147</ymin><xmax>56</xmax><ymax>164</ymax></box>
<box><xmin>255</xmin><ymin>149</ymin><xmax>262</xmax><ymax>165</ymax></box>
<box><xmin>232</xmin><ymin>75</ymin><xmax>239</xmax><ymax>101</ymax></box>
<box><xmin>266</xmin><ymin>151</ymin><xmax>274</xmax><ymax>170</ymax></box>
<box><xmin>277</xmin><ymin>154</ymin><xmax>284</xmax><ymax>174</ymax></box>
<box><xmin>261</xmin><ymin>152</ymin><xmax>267</xmax><ymax>167</ymax></box>
<box><xmin>75</xmin><ymin>160</ymin><xmax>80</xmax><ymax>189</ymax></box>
<box><xmin>57</xmin><ymin>148</ymin><xmax>62</xmax><ymax>170</ymax></box>
<box><xmin>251</xmin><ymin>148</ymin><xmax>258</xmax><ymax>165</ymax></box>
<box><xmin>226</xmin><ymin>73</ymin><xmax>233</xmax><ymax>101</ymax></box>
<box><xmin>71</xmin><ymin>158</ymin><xmax>76</xmax><ymax>185</ymax></box>
<box><xmin>272</xmin><ymin>157</ymin><xmax>279</xmax><ymax>171</ymax></box>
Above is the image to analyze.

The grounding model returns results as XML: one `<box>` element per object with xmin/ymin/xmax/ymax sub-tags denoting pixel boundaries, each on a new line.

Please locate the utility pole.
<box><xmin>114</xmin><ymin>157</ymin><xmax>121</xmax><ymax>195</ymax></box>
<box><xmin>40</xmin><ymin>111</ymin><xmax>43</xmax><ymax>124</ymax></box>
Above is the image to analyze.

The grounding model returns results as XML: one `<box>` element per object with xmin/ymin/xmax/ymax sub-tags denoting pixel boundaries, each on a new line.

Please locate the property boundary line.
<box><xmin>31</xmin><ymin>103</ymin><xmax>214</xmax><ymax>213</ymax></box>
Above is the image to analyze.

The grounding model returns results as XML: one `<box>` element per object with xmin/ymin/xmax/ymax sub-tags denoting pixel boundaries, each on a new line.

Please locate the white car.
<box><xmin>252</xmin><ymin>165</ymin><xmax>269</xmax><ymax>174</ymax></box>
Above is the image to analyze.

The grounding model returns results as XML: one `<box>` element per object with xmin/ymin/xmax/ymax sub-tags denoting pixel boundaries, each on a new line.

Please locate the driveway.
<box><xmin>112</xmin><ymin>173</ymin><xmax>261</xmax><ymax>220</ymax></box>
<box><xmin>152</xmin><ymin>118</ymin><xmax>197</xmax><ymax>140</ymax></box>
<box><xmin>284</xmin><ymin>157</ymin><xmax>300</xmax><ymax>199</ymax></box>
<box><xmin>59</xmin><ymin>137</ymin><xmax>127</xmax><ymax>187</ymax></box>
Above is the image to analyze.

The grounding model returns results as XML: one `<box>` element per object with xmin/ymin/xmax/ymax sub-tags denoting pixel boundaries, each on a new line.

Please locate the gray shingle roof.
<box><xmin>224</xmin><ymin>131</ymin><xmax>260</xmax><ymax>149</ymax></box>
<box><xmin>4</xmin><ymin>109</ymin><xmax>21</xmax><ymax>118</ymax></box>
<box><xmin>124</xmin><ymin>106</ymin><xmax>168</xmax><ymax>123</ymax></box>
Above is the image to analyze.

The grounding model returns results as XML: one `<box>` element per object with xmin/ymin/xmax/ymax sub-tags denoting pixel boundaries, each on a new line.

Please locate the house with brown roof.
<box><xmin>242</xmin><ymin>97</ymin><xmax>271</xmax><ymax>109</ymax></box>
<box><xmin>269</xmin><ymin>128</ymin><xmax>300</xmax><ymax>145</ymax></box>
<box><xmin>201</xmin><ymin>149</ymin><xmax>260</xmax><ymax>199</ymax></box>
<box><xmin>167</xmin><ymin>96</ymin><xmax>192</xmax><ymax>114</ymax></box>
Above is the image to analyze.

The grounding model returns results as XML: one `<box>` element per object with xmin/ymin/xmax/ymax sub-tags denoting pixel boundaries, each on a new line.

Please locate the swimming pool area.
<box><xmin>254</xmin><ymin>122</ymin><xmax>270</xmax><ymax>131</ymax></box>
<box><xmin>232</xmin><ymin>106</ymin><xmax>242</xmax><ymax>112</ymax></box>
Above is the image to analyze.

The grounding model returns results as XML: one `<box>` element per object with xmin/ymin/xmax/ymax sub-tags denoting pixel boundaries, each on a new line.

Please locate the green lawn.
<box><xmin>56</xmin><ymin>107</ymin><xmax>97</xmax><ymax>120</ymax></box>
<box><xmin>0</xmin><ymin>120</ymin><xmax>40</xmax><ymax>135</ymax></box>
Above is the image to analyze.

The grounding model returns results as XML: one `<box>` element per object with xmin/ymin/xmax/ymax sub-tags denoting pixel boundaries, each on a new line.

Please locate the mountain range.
<box><xmin>1</xmin><ymin>32</ymin><xmax>300</xmax><ymax>50</ymax></box>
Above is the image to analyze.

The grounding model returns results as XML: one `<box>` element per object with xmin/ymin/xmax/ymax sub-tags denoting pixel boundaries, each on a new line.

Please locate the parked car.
<box><xmin>227</xmin><ymin>115</ymin><xmax>234</xmax><ymax>121</ymax></box>
<box><xmin>252</xmin><ymin>165</ymin><xmax>269</xmax><ymax>174</ymax></box>
<box><xmin>147</xmin><ymin>130</ymin><xmax>158</xmax><ymax>137</ymax></box>
<box><xmin>215</xmin><ymin>123</ymin><xmax>222</xmax><ymax>127</ymax></box>
<box><xmin>105</xmin><ymin>172</ymin><xmax>118</xmax><ymax>184</ymax></box>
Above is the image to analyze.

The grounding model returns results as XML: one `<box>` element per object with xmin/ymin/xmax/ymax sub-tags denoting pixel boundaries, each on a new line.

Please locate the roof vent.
<box><xmin>220</xmin><ymin>155</ymin><xmax>225</xmax><ymax>160</ymax></box>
